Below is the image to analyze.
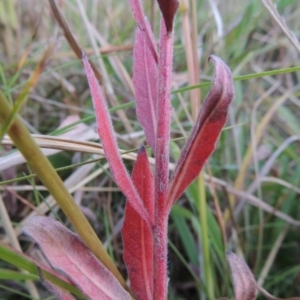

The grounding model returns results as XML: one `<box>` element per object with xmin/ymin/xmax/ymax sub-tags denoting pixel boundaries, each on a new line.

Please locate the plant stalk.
<box><xmin>153</xmin><ymin>19</ymin><xmax>174</xmax><ymax>299</ymax></box>
<box><xmin>198</xmin><ymin>172</ymin><xmax>214</xmax><ymax>300</ymax></box>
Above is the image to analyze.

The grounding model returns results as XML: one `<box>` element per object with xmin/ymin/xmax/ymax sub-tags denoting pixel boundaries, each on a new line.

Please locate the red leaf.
<box><xmin>122</xmin><ymin>146</ymin><xmax>154</xmax><ymax>300</ymax></box>
<box><xmin>133</xmin><ymin>28</ymin><xmax>158</xmax><ymax>152</ymax></box>
<box><xmin>23</xmin><ymin>216</ymin><xmax>131</xmax><ymax>300</ymax></box>
<box><xmin>82</xmin><ymin>53</ymin><xmax>152</xmax><ymax>229</ymax></box>
<box><xmin>157</xmin><ymin>0</ymin><xmax>179</xmax><ymax>33</ymax></box>
<box><xmin>129</xmin><ymin>0</ymin><xmax>158</xmax><ymax>62</ymax></box>
<box><xmin>226</xmin><ymin>252</ymin><xmax>257</xmax><ymax>300</ymax></box>
<box><xmin>168</xmin><ymin>55</ymin><xmax>234</xmax><ymax>207</ymax></box>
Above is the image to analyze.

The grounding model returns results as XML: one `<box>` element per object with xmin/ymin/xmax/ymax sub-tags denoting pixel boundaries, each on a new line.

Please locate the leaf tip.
<box><xmin>226</xmin><ymin>252</ymin><xmax>257</xmax><ymax>300</ymax></box>
<box><xmin>157</xmin><ymin>0</ymin><xmax>179</xmax><ymax>33</ymax></box>
<box><xmin>138</xmin><ymin>145</ymin><xmax>146</xmax><ymax>154</ymax></box>
<box><xmin>208</xmin><ymin>54</ymin><xmax>223</xmax><ymax>67</ymax></box>
<box><xmin>208</xmin><ymin>54</ymin><xmax>217</xmax><ymax>62</ymax></box>
<box><xmin>81</xmin><ymin>51</ymin><xmax>90</xmax><ymax>69</ymax></box>
<box><xmin>81</xmin><ymin>51</ymin><xmax>91</xmax><ymax>72</ymax></box>
<box><xmin>22</xmin><ymin>216</ymin><xmax>46</xmax><ymax>233</ymax></box>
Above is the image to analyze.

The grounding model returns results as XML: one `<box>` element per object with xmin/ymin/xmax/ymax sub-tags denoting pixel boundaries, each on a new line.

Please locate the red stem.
<box><xmin>153</xmin><ymin>20</ymin><xmax>174</xmax><ymax>300</ymax></box>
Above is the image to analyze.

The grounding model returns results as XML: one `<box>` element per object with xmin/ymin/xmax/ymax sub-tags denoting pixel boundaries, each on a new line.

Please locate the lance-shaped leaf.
<box><xmin>226</xmin><ymin>252</ymin><xmax>256</xmax><ymax>300</ymax></box>
<box><xmin>23</xmin><ymin>216</ymin><xmax>131</xmax><ymax>300</ymax></box>
<box><xmin>128</xmin><ymin>0</ymin><xmax>158</xmax><ymax>62</ymax></box>
<box><xmin>157</xmin><ymin>0</ymin><xmax>179</xmax><ymax>33</ymax></box>
<box><xmin>122</xmin><ymin>146</ymin><xmax>154</xmax><ymax>300</ymax></box>
<box><xmin>167</xmin><ymin>55</ymin><xmax>234</xmax><ymax>207</ymax></box>
<box><xmin>82</xmin><ymin>53</ymin><xmax>152</xmax><ymax>229</ymax></box>
<box><xmin>133</xmin><ymin>28</ymin><xmax>158</xmax><ymax>152</ymax></box>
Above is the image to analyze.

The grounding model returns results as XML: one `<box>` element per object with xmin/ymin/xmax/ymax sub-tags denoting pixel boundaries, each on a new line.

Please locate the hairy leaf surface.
<box><xmin>122</xmin><ymin>146</ymin><xmax>154</xmax><ymax>300</ymax></box>
<box><xmin>133</xmin><ymin>28</ymin><xmax>158</xmax><ymax>152</ymax></box>
<box><xmin>23</xmin><ymin>216</ymin><xmax>131</xmax><ymax>300</ymax></box>
<box><xmin>83</xmin><ymin>53</ymin><xmax>151</xmax><ymax>228</ymax></box>
<box><xmin>227</xmin><ymin>252</ymin><xmax>256</xmax><ymax>300</ymax></box>
<box><xmin>168</xmin><ymin>55</ymin><xmax>234</xmax><ymax>207</ymax></box>
<box><xmin>129</xmin><ymin>0</ymin><xmax>158</xmax><ymax>61</ymax></box>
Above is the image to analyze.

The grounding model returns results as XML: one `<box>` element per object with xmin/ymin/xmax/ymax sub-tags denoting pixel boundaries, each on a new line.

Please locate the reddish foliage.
<box><xmin>82</xmin><ymin>53</ymin><xmax>152</xmax><ymax>229</ymax></box>
<box><xmin>167</xmin><ymin>55</ymin><xmax>235</xmax><ymax>208</ymax></box>
<box><xmin>133</xmin><ymin>29</ymin><xmax>158</xmax><ymax>152</ymax></box>
<box><xmin>156</xmin><ymin>0</ymin><xmax>179</xmax><ymax>33</ymax></box>
<box><xmin>128</xmin><ymin>0</ymin><xmax>158</xmax><ymax>62</ymax></box>
<box><xmin>122</xmin><ymin>146</ymin><xmax>155</xmax><ymax>300</ymax></box>
<box><xmin>22</xmin><ymin>1</ymin><xmax>237</xmax><ymax>299</ymax></box>
<box><xmin>23</xmin><ymin>216</ymin><xmax>131</xmax><ymax>300</ymax></box>
<box><xmin>226</xmin><ymin>252</ymin><xmax>257</xmax><ymax>300</ymax></box>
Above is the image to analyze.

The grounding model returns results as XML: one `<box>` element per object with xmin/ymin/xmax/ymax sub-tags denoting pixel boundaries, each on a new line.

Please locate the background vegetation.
<box><xmin>1</xmin><ymin>0</ymin><xmax>300</xmax><ymax>299</ymax></box>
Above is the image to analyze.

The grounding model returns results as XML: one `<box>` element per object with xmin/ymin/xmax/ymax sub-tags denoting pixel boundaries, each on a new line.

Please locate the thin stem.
<box><xmin>153</xmin><ymin>19</ymin><xmax>174</xmax><ymax>300</ymax></box>
<box><xmin>198</xmin><ymin>172</ymin><xmax>214</xmax><ymax>300</ymax></box>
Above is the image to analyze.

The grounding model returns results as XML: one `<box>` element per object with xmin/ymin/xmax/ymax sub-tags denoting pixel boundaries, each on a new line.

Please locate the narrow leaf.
<box><xmin>157</xmin><ymin>0</ymin><xmax>179</xmax><ymax>33</ymax></box>
<box><xmin>133</xmin><ymin>28</ymin><xmax>158</xmax><ymax>152</ymax></box>
<box><xmin>226</xmin><ymin>252</ymin><xmax>256</xmax><ymax>300</ymax></box>
<box><xmin>168</xmin><ymin>55</ymin><xmax>234</xmax><ymax>207</ymax></box>
<box><xmin>23</xmin><ymin>216</ymin><xmax>131</xmax><ymax>300</ymax></box>
<box><xmin>129</xmin><ymin>0</ymin><xmax>158</xmax><ymax>62</ymax></box>
<box><xmin>82</xmin><ymin>53</ymin><xmax>152</xmax><ymax>229</ymax></box>
<box><xmin>122</xmin><ymin>146</ymin><xmax>154</xmax><ymax>300</ymax></box>
<box><xmin>0</xmin><ymin>45</ymin><xmax>53</xmax><ymax>141</ymax></box>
